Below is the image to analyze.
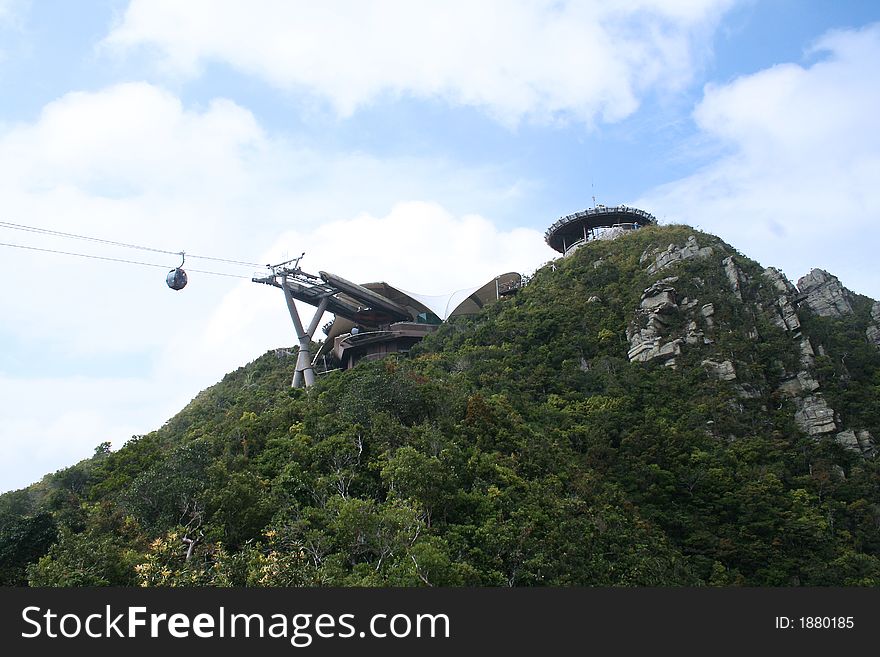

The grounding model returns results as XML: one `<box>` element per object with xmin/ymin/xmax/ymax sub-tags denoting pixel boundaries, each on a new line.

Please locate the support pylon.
<box><xmin>282</xmin><ymin>282</ymin><xmax>328</xmax><ymax>388</ymax></box>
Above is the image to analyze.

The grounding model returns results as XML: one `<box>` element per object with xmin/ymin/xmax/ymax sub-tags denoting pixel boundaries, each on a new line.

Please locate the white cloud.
<box><xmin>0</xmin><ymin>82</ymin><xmax>551</xmax><ymax>493</ymax></box>
<box><xmin>0</xmin><ymin>83</ymin><xmax>272</xmax><ymax>356</ymax></box>
<box><xmin>104</xmin><ymin>0</ymin><xmax>735</xmax><ymax>125</ymax></box>
<box><xmin>0</xmin><ymin>375</ymin><xmax>176</xmax><ymax>493</ymax></box>
<box><xmin>638</xmin><ymin>24</ymin><xmax>880</xmax><ymax>298</ymax></box>
<box><xmin>2</xmin><ymin>83</ymin><xmax>265</xmax><ymax>196</ymax></box>
<box><xmin>0</xmin><ymin>82</ymin><xmax>534</xmax><ymax>356</ymax></box>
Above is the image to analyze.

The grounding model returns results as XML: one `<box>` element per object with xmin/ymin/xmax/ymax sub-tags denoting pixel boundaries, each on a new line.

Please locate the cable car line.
<box><xmin>0</xmin><ymin>220</ymin><xmax>265</xmax><ymax>268</ymax></box>
<box><xmin>0</xmin><ymin>240</ymin><xmax>250</xmax><ymax>279</ymax></box>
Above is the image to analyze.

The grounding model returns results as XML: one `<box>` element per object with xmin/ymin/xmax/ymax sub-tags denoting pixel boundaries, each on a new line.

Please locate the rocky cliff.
<box><xmin>620</xmin><ymin>231</ymin><xmax>877</xmax><ymax>457</ymax></box>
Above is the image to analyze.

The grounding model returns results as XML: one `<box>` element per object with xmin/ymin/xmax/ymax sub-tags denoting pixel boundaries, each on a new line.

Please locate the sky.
<box><xmin>1</xmin><ymin>0</ymin><xmax>879</xmax><ymax>493</ymax></box>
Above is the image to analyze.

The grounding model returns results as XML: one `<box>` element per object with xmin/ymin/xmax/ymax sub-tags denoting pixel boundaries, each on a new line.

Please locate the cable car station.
<box><xmin>252</xmin><ymin>255</ymin><xmax>521</xmax><ymax>388</ymax></box>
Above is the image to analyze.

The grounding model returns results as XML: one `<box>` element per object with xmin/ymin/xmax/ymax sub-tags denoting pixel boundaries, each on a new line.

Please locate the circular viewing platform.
<box><xmin>545</xmin><ymin>205</ymin><xmax>657</xmax><ymax>255</ymax></box>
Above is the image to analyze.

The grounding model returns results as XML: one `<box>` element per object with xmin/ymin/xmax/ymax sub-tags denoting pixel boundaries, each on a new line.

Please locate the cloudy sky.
<box><xmin>1</xmin><ymin>0</ymin><xmax>879</xmax><ymax>493</ymax></box>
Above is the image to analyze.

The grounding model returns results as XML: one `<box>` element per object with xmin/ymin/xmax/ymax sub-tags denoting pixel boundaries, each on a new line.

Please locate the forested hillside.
<box><xmin>3</xmin><ymin>225</ymin><xmax>879</xmax><ymax>586</ymax></box>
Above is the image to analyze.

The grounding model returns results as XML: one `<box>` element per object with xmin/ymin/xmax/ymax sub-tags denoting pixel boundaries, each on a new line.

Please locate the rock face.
<box><xmin>723</xmin><ymin>256</ymin><xmax>743</xmax><ymax>301</ymax></box>
<box><xmin>794</xmin><ymin>395</ymin><xmax>838</xmax><ymax>436</ymax></box>
<box><xmin>703</xmin><ymin>359</ymin><xmax>737</xmax><ymax>381</ymax></box>
<box><xmin>628</xmin><ymin>235</ymin><xmax>722</xmax><ymax>366</ymax></box>
<box><xmin>777</xmin><ymin>371</ymin><xmax>820</xmax><ymax>397</ymax></box>
<box><xmin>624</xmin><ymin>233</ymin><xmax>876</xmax><ymax>459</ymax></box>
<box><xmin>797</xmin><ymin>269</ymin><xmax>853</xmax><ymax>318</ymax></box>
<box><xmin>685</xmin><ymin>319</ymin><xmax>705</xmax><ymax>345</ymax></box>
<box><xmin>642</xmin><ymin>235</ymin><xmax>714</xmax><ymax>276</ymax></box>
<box><xmin>759</xmin><ymin>271</ymin><xmax>843</xmax><ymax>439</ymax></box>
<box><xmin>627</xmin><ymin>337</ymin><xmax>682</xmax><ymax>364</ymax></box>
<box><xmin>640</xmin><ymin>283</ymin><xmax>677</xmax><ymax>311</ymax></box>
<box><xmin>762</xmin><ymin>268</ymin><xmax>801</xmax><ymax>334</ymax></box>
<box><xmin>835</xmin><ymin>429</ymin><xmax>877</xmax><ymax>456</ymax></box>
<box><xmin>764</xmin><ymin>267</ymin><xmax>797</xmax><ymax>296</ymax></box>
<box><xmin>867</xmin><ymin>301</ymin><xmax>880</xmax><ymax>347</ymax></box>
<box><xmin>700</xmin><ymin>303</ymin><xmax>715</xmax><ymax>328</ymax></box>
<box><xmin>857</xmin><ymin>430</ymin><xmax>877</xmax><ymax>456</ymax></box>
<box><xmin>759</xmin><ymin>270</ymin><xmax>873</xmax><ymax>449</ymax></box>
<box><xmin>627</xmin><ymin>283</ymin><xmax>682</xmax><ymax>364</ymax></box>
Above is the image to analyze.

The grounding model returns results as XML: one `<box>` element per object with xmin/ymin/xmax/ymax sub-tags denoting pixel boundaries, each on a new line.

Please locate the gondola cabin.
<box><xmin>166</xmin><ymin>267</ymin><xmax>187</xmax><ymax>290</ymax></box>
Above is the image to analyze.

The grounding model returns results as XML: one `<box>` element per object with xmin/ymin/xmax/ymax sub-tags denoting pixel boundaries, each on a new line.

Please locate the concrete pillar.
<box><xmin>282</xmin><ymin>283</ymin><xmax>329</xmax><ymax>388</ymax></box>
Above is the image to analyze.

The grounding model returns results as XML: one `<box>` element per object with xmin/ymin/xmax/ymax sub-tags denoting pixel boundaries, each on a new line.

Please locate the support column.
<box><xmin>306</xmin><ymin>296</ymin><xmax>330</xmax><ymax>338</ymax></box>
<box><xmin>282</xmin><ymin>283</ymin><xmax>329</xmax><ymax>388</ymax></box>
<box><xmin>293</xmin><ymin>296</ymin><xmax>329</xmax><ymax>387</ymax></box>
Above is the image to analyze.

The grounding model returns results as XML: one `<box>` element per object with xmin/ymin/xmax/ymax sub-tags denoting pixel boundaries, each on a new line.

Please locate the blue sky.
<box><xmin>1</xmin><ymin>0</ymin><xmax>879</xmax><ymax>492</ymax></box>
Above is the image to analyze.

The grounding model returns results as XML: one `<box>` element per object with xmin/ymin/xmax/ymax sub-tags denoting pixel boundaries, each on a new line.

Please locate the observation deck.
<box><xmin>545</xmin><ymin>205</ymin><xmax>656</xmax><ymax>255</ymax></box>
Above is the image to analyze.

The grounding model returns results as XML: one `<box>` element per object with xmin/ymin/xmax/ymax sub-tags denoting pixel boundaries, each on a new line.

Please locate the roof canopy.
<box><xmin>380</xmin><ymin>272</ymin><xmax>522</xmax><ymax>321</ymax></box>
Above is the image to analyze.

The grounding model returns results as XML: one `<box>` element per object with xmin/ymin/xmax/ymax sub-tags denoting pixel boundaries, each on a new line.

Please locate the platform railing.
<box><xmin>561</xmin><ymin>223</ymin><xmax>642</xmax><ymax>254</ymax></box>
<box><xmin>545</xmin><ymin>205</ymin><xmax>657</xmax><ymax>239</ymax></box>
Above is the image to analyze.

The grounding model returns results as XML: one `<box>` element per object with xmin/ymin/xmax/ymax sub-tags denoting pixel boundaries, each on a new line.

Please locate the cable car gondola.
<box><xmin>166</xmin><ymin>252</ymin><xmax>188</xmax><ymax>290</ymax></box>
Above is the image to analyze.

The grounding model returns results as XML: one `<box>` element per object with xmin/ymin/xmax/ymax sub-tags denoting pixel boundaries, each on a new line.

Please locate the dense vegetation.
<box><xmin>2</xmin><ymin>225</ymin><xmax>879</xmax><ymax>586</ymax></box>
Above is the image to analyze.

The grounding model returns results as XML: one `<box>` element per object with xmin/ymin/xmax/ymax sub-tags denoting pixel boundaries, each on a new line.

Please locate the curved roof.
<box><xmin>319</xmin><ymin>271</ymin><xmax>411</xmax><ymax>321</ymax></box>
<box><xmin>545</xmin><ymin>205</ymin><xmax>656</xmax><ymax>253</ymax></box>
<box><xmin>323</xmin><ymin>272</ymin><xmax>522</xmax><ymax>341</ymax></box>
<box><xmin>384</xmin><ymin>272</ymin><xmax>522</xmax><ymax>321</ymax></box>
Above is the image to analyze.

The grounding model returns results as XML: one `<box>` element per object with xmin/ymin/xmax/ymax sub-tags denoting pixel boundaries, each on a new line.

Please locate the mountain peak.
<box><xmin>3</xmin><ymin>222</ymin><xmax>880</xmax><ymax>588</ymax></box>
